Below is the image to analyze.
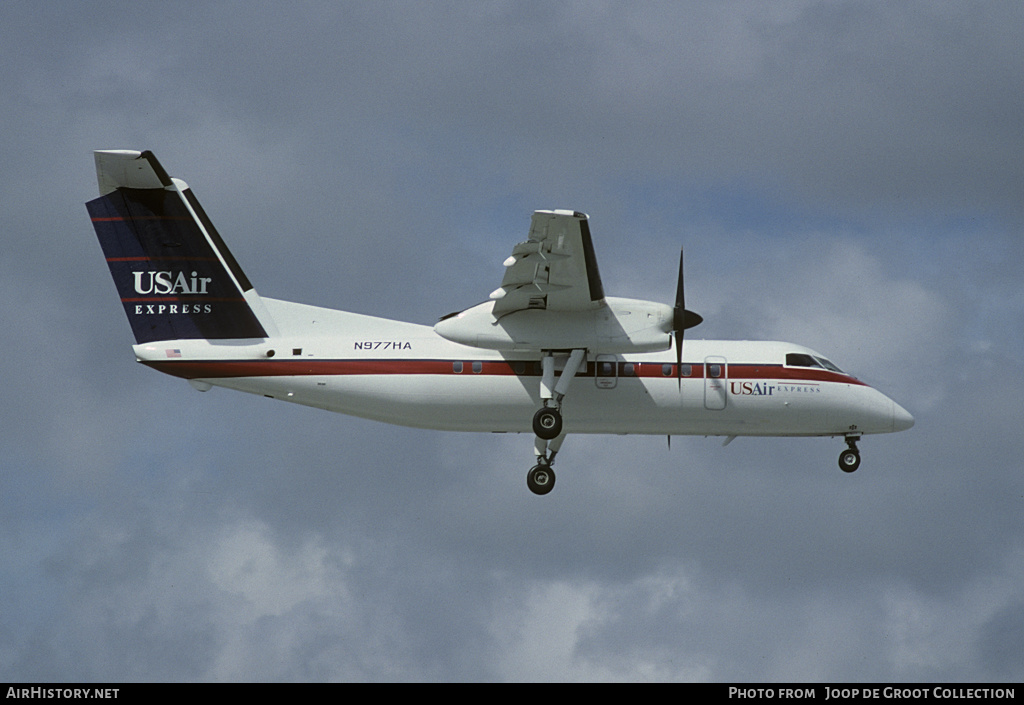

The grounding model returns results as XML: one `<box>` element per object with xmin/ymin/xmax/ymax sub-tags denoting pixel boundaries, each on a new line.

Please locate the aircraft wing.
<box><xmin>490</xmin><ymin>210</ymin><xmax>606</xmax><ymax>315</ymax></box>
<box><xmin>436</xmin><ymin>209</ymin><xmax>677</xmax><ymax>353</ymax></box>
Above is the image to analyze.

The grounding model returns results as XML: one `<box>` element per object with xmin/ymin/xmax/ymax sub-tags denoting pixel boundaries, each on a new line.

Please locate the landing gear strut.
<box><xmin>528</xmin><ymin>433</ymin><xmax>565</xmax><ymax>495</ymax></box>
<box><xmin>839</xmin><ymin>435</ymin><xmax>861</xmax><ymax>473</ymax></box>
<box><xmin>525</xmin><ymin>350</ymin><xmax>586</xmax><ymax>495</ymax></box>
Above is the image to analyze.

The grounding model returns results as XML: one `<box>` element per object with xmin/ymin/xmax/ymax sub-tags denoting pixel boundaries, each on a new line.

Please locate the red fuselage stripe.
<box><xmin>143</xmin><ymin>359</ymin><xmax>867</xmax><ymax>386</ymax></box>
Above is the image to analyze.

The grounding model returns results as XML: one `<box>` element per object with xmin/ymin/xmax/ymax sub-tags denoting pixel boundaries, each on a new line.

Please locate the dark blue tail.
<box><xmin>87</xmin><ymin>150</ymin><xmax>271</xmax><ymax>344</ymax></box>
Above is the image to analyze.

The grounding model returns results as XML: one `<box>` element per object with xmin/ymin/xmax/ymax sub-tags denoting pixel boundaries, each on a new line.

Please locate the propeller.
<box><xmin>671</xmin><ymin>248</ymin><xmax>703</xmax><ymax>389</ymax></box>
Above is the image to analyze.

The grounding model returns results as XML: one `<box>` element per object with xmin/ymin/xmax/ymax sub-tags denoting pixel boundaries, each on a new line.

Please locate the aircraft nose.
<box><xmin>892</xmin><ymin>402</ymin><xmax>915</xmax><ymax>432</ymax></box>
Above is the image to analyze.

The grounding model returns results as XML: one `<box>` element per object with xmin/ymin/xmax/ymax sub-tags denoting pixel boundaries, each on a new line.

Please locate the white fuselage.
<box><xmin>134</xmin><ymin>298</ymin><xmax>913</xmax><ymax>439</ymax></box>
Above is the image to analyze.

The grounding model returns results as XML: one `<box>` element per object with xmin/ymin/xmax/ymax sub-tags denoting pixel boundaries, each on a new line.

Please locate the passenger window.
<box><xmin>453</xmin><ymin>361</ymin><xmax>463</xmax><ymax>373</ymax></box>
<box><xmin>680</xmin><ymin>364</ymin><xmax>692</xmax><ymax>377</ymax></box>
<box><xmin>708</xmin><ymin>364</ymin><xmax>722</xmax><ymax>378</ymax></box>
<box><xmin>472</xmin><ymin>361</ymin><xmax>483</xmax><ymax>374</ymax></box>
<box><xmin>662</xmin><ymin>364</ymin><xmax>673</xmax><ymax>376</ymax></box>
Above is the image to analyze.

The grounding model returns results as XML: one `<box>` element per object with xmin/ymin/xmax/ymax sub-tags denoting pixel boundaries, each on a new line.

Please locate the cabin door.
<box><xmin>595</xmin><ymin>354</ymin><xmax>618</xmax><ymax>390</ymax></box>
<box><xmin>704</xmin><ymin>356</ymin><xmax>727</xmax><ymax>410</ymax></box>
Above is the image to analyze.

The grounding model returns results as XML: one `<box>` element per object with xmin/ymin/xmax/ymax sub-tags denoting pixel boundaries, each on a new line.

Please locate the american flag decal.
<box><xmin>166</xmin><ymin>349</ymin><xmax>182</xmax><ymax>358</ymax></box>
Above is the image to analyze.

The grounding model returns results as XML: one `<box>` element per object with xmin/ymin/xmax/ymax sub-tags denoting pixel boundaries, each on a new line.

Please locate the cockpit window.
<box><xmin>786</xmin><ymin>353</ymin><xmax>822</xmax><ymax>368</ymax></box>
<box><xmin>814</xmin><ymin>356</ymin><xmax>844</xmax><ymax>373</ymax></box>
<box><xmin>786</xmin><ymin>352</ymin><xmax>845</xmax><ymax>374</ymax></box>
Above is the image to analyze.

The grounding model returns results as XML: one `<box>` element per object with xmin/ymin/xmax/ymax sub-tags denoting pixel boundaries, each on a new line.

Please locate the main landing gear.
<box><xmin>527</xmin><ymin>349</ymin><xmax>586</xmax><ymax>495</ymax></box>
<box><xmin>529</xmin><ymin>433</ymin><xmax>565</xmax><ymax>495</ymax></box>
<box><xmin>528</xmin><ymin>458</ymin><xmax>556</xmax><ymax>495</ymax></box>
<box><xmin>838</xmin><ymin>435</ymin><xmax>862</xmax><ymax>473</ymax></box>
<box><xmin>533</xmin><ymin>407</ymin><xmax>562</xmax><ymax>439</ymax></box>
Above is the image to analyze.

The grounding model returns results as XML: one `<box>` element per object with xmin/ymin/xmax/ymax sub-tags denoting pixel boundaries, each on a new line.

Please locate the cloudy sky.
<box><xmin>2</xmin><ymin>1</ymin><xmax>1022</xmax><ymax>682</ymax></box>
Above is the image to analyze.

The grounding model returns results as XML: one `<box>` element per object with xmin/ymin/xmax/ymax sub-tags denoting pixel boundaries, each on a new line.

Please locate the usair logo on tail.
<box><xmin>133</xmin><ymin>270</ymin><xmax>212</xmax><ymax>296</ymax></box>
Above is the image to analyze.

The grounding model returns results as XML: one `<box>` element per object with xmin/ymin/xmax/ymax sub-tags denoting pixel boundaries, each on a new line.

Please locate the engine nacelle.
<box><xmin>434</xmin><ymin>296</ymin><xmax>673</xmax><ymax>353</ymax></box>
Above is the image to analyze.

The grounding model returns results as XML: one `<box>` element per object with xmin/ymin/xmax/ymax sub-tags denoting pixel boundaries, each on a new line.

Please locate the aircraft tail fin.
<box><xmin>86</xmin><ymin>150</ymin><xmax>276</xmax><ymax>344</ymax></box>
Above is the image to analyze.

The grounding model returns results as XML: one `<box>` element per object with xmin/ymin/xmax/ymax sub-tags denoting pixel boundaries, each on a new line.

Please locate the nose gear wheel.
<box><xmin>839</xmin><ymin>436</ymin><xmax>861</xmax><ymax>473</ymax></box>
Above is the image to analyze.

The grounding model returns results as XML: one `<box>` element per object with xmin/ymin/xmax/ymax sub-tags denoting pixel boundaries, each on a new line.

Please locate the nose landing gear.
<box><xmin>839</xmin><ymin>435</ymin><xmax>861</xmax><ymax>473</ymax></box>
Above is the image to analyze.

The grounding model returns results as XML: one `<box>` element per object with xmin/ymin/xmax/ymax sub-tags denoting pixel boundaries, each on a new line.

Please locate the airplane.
<box><xmin>86</xmin><ymin>150</ymin><xmax>914</xmax><ymax>495</ymax></box>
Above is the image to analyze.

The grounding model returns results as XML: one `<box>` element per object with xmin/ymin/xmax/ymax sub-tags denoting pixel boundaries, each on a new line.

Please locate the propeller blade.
<box><xmin>675</xmin><ymin>333</ymin><xmax>683</xmax><ymax>389</ymax></box>
<box><xmin>674</xmin><ymin>249</ymin><xmax>685</xmax><ymax>389</ymax></box>
<box><xmin>671</xmin><ymin>247</ymin><xmax>703</xmax><ymax>389</ymax></box>
<box><xmin>675</xmin><ymin>248</ymin><xmax>685</xmax><ymax>314</ymax></box>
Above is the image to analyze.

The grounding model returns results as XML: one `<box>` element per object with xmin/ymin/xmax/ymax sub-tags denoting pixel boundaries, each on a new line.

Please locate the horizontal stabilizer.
<box><xmin>95</xmin><ymin>150</ymin><xmax>173</xmax><ymax>195</ymax></box>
